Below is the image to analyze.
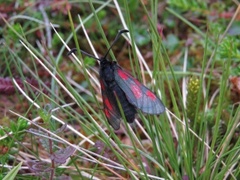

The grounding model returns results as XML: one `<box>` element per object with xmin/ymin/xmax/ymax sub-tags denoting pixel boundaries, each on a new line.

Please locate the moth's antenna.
<box><xmin>67</xmin><ymin>48</ymin><xmax>78</xmax><ymax>56</ymax></box>
<box><xmin>68</xmin><ymin>48</ymin><xmax>101</xmax><ymax>61</ymax></box>
<box><xmin>102</xmin><ymin>29</ymin><xmax>129</xmax><ymax>59</ymax></box>
<box><xmin>68</xmin><ymin>29</ymin><xmax>129</xmax><ymax>61</ymax></box>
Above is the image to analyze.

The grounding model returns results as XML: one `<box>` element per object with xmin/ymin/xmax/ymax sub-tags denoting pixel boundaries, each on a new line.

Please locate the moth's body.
<box><xmin>69</xmin><ymin>29</ymin><xmax>165</xmax><ymax>130</ymax></box>
<box><xmin>99</xmin><ymin>58</ymin><xmax>165</xmax><ymax>130</ymax></box>
<box><xmin>99</xmin><ymin>60</ymin><xmax>136</xmax><ymax>129</ymax></box>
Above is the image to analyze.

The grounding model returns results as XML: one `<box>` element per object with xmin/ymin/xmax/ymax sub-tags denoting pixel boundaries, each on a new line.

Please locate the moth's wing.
<box><xmin>114</xmin><ymin>66</ymin><xmax>165</xmax><ymax>114</ymax></box>
<box><xmin>100</xmin><ymin>79</ymin><xmax>121</xmax><ymax>130</ymax></box>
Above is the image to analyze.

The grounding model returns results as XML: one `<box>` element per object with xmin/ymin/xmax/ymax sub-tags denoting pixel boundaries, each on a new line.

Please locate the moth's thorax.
<box><xmin>100</xmin><ymin>59</ymin><xmax>117</xmax><ymax>82</ymax></box>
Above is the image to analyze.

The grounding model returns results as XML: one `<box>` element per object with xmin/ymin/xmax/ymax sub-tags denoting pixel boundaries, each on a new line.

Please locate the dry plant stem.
<box><xmin>50</xmin><ymin>23</ymin><xmax>100</xmax><ymax>87</ymax></box>
<box><xmin>78</xmin><ymin>15</ymin><xmax>99</xmax><ymax>62</ymax></box>
<box><xmin>125</xmin><ymin>124</ymin><xmax>147</xmax><ymax>152</ymax></box>
<box><xmin>135</xmin><ymin>120</ymin><xmax>152</xmax><ymax>142</ymax></box>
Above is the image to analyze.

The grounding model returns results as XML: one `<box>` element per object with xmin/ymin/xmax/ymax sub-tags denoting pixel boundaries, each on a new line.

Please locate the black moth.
<box><xmin>69</xmin><ymin>30</ymin><xmax>165</xmax><ymax>130</ymax></box>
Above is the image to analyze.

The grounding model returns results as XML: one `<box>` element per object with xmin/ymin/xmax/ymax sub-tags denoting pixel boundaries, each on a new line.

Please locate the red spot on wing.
<box><xmin>134</xmin><ymin>79</ymin><xmax>142</xmax><ymax>86</ymax></box>
<box><xmin>131</xmin><ymin>84</ymin><xmax>142</xmax><ymax>99</ymax></box>
<box><xmin>104</xmin><ymin>109</ymin><xmax>111</xmax><ymax>118</ymax></box>
<box><xmin>117</xmin><ymin>69</ymin><xmax>128</xmax><ymax>80</ymax></box>
<box><xmin>104</xmin><ymin>98</ymin><xmax>113</xmax><ymax>111</ymax></box>
<box><xmin>146</xmin><ymin>90</ymin><xmax>157</xmax><ymax>100</ymax></box>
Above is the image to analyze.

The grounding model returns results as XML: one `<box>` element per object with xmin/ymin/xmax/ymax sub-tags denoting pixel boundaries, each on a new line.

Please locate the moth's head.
<box><xmin>99</xmin><ymin>57</ymin><xmax>117</xmax><ymax>68</ymax></box>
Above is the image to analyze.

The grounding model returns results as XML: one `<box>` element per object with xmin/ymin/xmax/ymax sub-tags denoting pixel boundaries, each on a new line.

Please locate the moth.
<box><xmin>69</xmin><ymin>30</ymin><xmax>165</xmax><ymax>130</ymax></box>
